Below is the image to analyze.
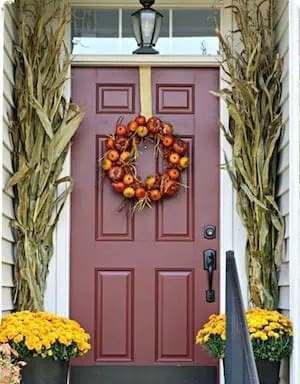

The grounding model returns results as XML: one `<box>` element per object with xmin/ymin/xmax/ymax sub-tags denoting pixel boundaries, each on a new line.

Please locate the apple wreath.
<box><xmin>101</xmin><ymin>115</ymin><xmax>190</xmax><ymax>213</ymax></box>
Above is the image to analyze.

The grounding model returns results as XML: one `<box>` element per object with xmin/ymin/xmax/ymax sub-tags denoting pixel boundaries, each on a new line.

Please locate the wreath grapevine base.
<box><xmin>101</xmin><ymin>115</ymin><xmax>190</xmax><ymax>214</ymax></box>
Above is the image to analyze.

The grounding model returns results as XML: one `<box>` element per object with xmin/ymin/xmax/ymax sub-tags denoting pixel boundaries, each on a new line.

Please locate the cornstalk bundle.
<box><xmin>6</xmin><ymin>0</ymin><xmax>85</xmax><ymax>311</ymax></box>
<box><xmin>214</xmin><ymin>0</ymin><xmax>284</xmax><ymax>309</ymax></box>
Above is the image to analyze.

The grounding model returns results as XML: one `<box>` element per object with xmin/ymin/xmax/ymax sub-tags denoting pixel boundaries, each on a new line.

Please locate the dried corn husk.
<box><xmin>7</xmin><ymin>0</ymin><xmax>85</xmax><ymax>311</ymax></box>
<box><xmin>215</xmin><ymin>0</ymin><xmax>284</xmax><ymax>309</ymax></box>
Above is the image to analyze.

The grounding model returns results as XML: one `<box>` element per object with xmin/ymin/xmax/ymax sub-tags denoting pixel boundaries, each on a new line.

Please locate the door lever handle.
<box><xmin>203</xmin><ymin>249</ymin><xmax>217</xmax><ymax>303</ymax></box>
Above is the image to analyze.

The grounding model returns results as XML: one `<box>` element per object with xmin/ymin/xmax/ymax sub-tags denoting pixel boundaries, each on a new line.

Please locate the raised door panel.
<box><xmin>96</xmin><ymin>136</ymin><xmax>135</xmax><ymax>241</ymax></box>
<box><xmin>155</xmin><ymin>270</ymin><xmax>194</xmax><ymax>362</ymax></box>
<box><xmin>95</xmin><ymin>270</ymin><xmax>134</xmax><ymax>362</ymax></box>
<box><xmin>156</xmin><ymin>137</ymin><xmax>194</xmax><ymax>241</ymax></box>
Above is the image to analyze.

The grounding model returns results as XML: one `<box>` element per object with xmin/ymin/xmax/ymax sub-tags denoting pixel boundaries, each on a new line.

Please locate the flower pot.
<box><xmin>256</xmin><ymin>359</ymin><xmax>280</xmax><ymax>384</ymax></box>
<box><xmin>223</xmin><ymin>358</ymin><xmax>280</xmax><ymax>384</ymax></box>
<box><xmin>21</xmin><ymin>356</ymin><xmax>69</xmax><ymax>384</ymax></box>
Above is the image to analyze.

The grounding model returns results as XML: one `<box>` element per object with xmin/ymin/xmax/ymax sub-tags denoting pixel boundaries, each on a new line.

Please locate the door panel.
<box><xmin>95</xmin><ymin>269</ymin><xmax>134</xmax><ymax>362</ymax></box>
<box><xmin>70</xmin><ymin>67</ymin><xmax>220</xmax><ymax>384</ymax></box>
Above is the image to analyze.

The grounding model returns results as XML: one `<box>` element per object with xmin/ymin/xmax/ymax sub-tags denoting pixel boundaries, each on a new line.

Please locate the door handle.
<box><xmin>203</xmin><ymin>249</ymin><xmax>217</xmax><ymax>303</ymax></box>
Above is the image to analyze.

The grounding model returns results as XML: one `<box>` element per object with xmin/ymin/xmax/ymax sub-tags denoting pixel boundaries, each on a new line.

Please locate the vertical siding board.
<box><xmin>1</xmin><ymin>4</ymin><xmax>17</xmax><ymax>317</ymax></box>
<box><xmin>275</xmin><ymin>0</ymin><xmax>290</xmax><ymax>383</ymax></box>
<box><xmin>0</xmin><ymin>1</ymin><xmax>5</xmax><ymax>319</ymax></box>
<box><xmin>275</xmin><ymin>0</ymin><xmax>290</xmax><ymax>313</ymax></box>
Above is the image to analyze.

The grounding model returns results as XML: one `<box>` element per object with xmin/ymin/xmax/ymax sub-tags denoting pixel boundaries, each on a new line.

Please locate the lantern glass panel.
<box><xmin>152</xmin><ymin>13</ymin><xmax>163</xmax><ymax>46</ymax></box>
<box><xmin>123</xmin><ymin>9</ymin><xmax>168</xmax><ymax>38</ymax></box>
<box><xmin>140</xmin><ymin>9</ymin><xmax>156</xmax><ymax>46</ymax></box>
<box><xmin>132</xmin><ymin>12</ymin><xmax>142</xmax><ymax>45</ymax></box>
<box><xmin>123</xmin><ymin>9</ymin><xmax>169</xmax><ymax>54</ymax></box>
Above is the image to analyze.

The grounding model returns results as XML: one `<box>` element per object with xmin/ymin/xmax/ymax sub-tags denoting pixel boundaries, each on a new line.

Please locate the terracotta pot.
<box><xmin>21</xmin><ymin>357</ymin><xmax>69</xmax><ymax>384</ymax></box>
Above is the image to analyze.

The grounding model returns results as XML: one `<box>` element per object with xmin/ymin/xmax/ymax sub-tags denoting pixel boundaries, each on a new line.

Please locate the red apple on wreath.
<box><xmin>135</xmin><ymin>187</ymin><xmax>146</xmax><ymax>199</ymax></box>
<box><xmin>162</xmin><ymin>135</ymin><xmax>174</xmax><ymax>148</ymax></box>
<box><xmin>128</xmin><ymin>120</ymin><xmax>138</xmax><ymax>132</ymax></box>
<box><xmin>112</xmin><ymin>182</ymin><xmax>126</xmax><ymax>193</ymax></box>
<box><xmin>123</xmin><ymin>174</ymin><xmax>134</xmax><ymax>186</ymax></box>
<box><xmin>108</xmin><ymin>166</ymin><xmax>124</xmax><ymax>182</ymax></box>
<box><xmin>168</xmin><ymin>168</ymin><xmax>180</xmax><ymax>180</ymax></box>
<box><xmin>173</xmin><ymin>139</ymin><xmax>188</xmax><ymax>155</ymax></box>
<box><xmin>116</xmin><ymin>124</ymin><xmax>127</xmax><ymax>136</ymax></box>
<box><xmin>147</xmin><ymin>116</ymin><xmax>161</xmax><ymax>134</ymax></box>
<box><xmin>150</xmin><ymin>189</ymin><xmax>162</xmax><ymax>201</ymax></box>
<box><xmin>105</xmin><ymin>138</ymin><xmax>115</xmax><ymax>149</ymax></box>
<box><xmin>135</xmin><ymin>115</ymin><xmax>147</xmax><ymax>126</ymax></box>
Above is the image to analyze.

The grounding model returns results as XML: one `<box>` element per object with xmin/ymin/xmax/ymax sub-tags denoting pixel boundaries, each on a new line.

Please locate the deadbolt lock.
<box><xmin>204</xmin><ymin>225</ymin><xmax>216</xmax><ymax>240</ymax></box>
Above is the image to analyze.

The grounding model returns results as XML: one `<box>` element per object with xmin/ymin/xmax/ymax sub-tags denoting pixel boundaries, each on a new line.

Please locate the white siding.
<box><xmin>276</xmin><ymin>0</ymin><xmax>290</xmax><ymax>315</ymax></box>
<box><xmin>1</xmin><ymin>4</ymin><xmax>17</xmax><ymax>316</ymax></box>
<box><xmin>275</xmin><ymin>1</ymin><xmax>290</xmax><ymax>383</ymax></box>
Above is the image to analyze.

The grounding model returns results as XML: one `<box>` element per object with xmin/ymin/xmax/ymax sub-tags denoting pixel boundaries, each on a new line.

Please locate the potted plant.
<box><xmin>0</xmin><ymin>311</ymin><xmax>91</xmax><ymax>384</ymax></box>
<box><xmin>0</xmin><ymin>343</ymin><xmax>26</xmax><ymax>384</ymax></box>
<box><xmin>196</xmin><ymin>308</ymin><xmax>293</xmax><ymax>384</ymax></box>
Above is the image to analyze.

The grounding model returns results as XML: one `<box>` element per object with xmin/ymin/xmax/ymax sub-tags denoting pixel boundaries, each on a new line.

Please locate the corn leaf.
<box><xmin>216</xmin><ymin>0</ymin><xmax>284</xmax><ymax>309</ymax></box>
<box><xmin>8</xmin><ymin>0</ymin><xmax>85</xmax><ymax>311</ymax></box>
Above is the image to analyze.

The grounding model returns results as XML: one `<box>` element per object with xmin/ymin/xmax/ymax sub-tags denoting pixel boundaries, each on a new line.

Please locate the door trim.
<box><xmin>45</xmin><ymin>4</ymin><xmax>246</xmax><ymax>383</ymax></box>
<box><xmin>72</xmin><ymin>55</ymin><xmax>220</xmax><ymax>68</ymax></box>
<box><xmin>71</xmin><ymin>0</ymin><xmax>225</xmax><ymax>9</ymax></box>
<box><xmin>45</xmin><ymin>0</ymin><xmax>241</xmax><ymax>317</ymax></box>
<box><xmin>47</xmin><ymin>62</ymin><xmax>236</xmax><ymax>313</ymax></box>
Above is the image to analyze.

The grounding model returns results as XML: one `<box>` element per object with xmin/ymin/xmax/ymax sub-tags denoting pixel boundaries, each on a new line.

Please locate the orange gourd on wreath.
<box><xmin>101</xmin><ymin>115</ymin><xmax>190</xmax><ymax>213</ymax></box>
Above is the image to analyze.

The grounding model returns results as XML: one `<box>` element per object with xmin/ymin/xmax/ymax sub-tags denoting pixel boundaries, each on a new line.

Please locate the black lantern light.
<box><xmin>132</xmin><ymin>0</ymin><xmax>163</xmax><ymax>54</ymax></box>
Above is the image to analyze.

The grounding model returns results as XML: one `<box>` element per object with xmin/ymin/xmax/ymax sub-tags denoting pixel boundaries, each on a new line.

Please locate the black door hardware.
<box><xmin>203</xmin><ymin>249</ymin><xmax>217</xmax><ymax>303</ymax></box>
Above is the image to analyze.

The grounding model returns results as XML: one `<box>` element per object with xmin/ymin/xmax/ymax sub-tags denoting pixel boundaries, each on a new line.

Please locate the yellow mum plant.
<box><xmin>196</xmin><ymin>309</ymin><xmax>293</xmax><ymax>361</ymax></box>
<box><xmin>0</xmin><ymin>312</ymin><xmax>91</xmax><ymax>361</ymax></box>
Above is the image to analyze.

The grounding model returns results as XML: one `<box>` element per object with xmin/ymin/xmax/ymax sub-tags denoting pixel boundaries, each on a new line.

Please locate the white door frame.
<box><xmin>47</xmin><ymin>59</ymin><xmax>235</xmax><ymax>384</ymax></box>
<box><xmin>288</xmin><ymin>1</ymin><xmax>300</xmax><ymax>383</ymax></box>
<box><xmin>45</xmin><ymin>0</ymin><xmax>248</xmax><ymax>320</ymax></box>
<box><xmin>45</xmin><ymin>3</ymin><xmax>247</xmax><ymax>383</ymax></box>
<box><xmin>0</xmin><ymin>0</ymin><xmax>6</xmax><ymax>320</ymax></box>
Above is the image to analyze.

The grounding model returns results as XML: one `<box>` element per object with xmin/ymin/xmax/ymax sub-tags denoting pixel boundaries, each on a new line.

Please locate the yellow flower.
<box><xmin>203</xmin><ymin>335</ymin><xmax>210</xmax><ymax>343</ymax></box>
<box><xmin>196</xmin><ymin>308</ymin><xmax>293</xmax><ymax>345</ymax></box>
<box><xmin>41</xmin><ymin>337</ymin><xmax>51</xmax><ymax>349</ymax></box>
<box><xmin>13</xmin><ymin>334</ymin><xmax>24</xmax><ymax>343</ymax></box>
<box><xmin>0</xmin><ymin>311</ymin><xmax>91</xmax><ymax>359</ymax></box>
<box><xmin>25</xmin><ymin>339</ymin><xmax>36</xmax><ymax>351</ymax></box>
<box><xmin>0</xmin><ymin>334</ymin><xmax>8</xmax><ymax>343</ymax></box>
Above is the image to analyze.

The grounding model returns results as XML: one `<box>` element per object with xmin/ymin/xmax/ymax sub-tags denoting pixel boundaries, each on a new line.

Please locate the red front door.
<box><xmin>70</xmin><ymin>67</ymin><xmax>220</xmax><ymax>384</ymax></box>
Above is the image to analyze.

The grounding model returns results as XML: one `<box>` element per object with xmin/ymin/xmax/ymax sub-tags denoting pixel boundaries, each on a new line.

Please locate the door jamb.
<box><xmin>45</xmin><ymin>0</ymin><xmax>237</xmax><ymax>322</ymax></box>
<box><xmin>47</xmin><ymin>56</ymin><xmax>234</xmax><ymax>313</ymax></box>
<box><xmin>45</xmin><ymin>5</ymin><xmax>240</xmax><ymax>384</ymax></box>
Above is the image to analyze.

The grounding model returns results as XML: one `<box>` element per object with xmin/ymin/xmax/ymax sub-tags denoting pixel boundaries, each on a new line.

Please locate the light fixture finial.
<box><xmin>139</xmin><ymin>0</ymin><xmax>155</xmax><ymax>8</ymax></box>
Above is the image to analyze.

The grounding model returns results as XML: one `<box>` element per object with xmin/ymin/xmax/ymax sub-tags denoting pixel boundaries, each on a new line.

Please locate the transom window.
<box><xmin>71</xmin><ymin>8</ymin><xmax>220</xmax><ymax>55</ymax></box>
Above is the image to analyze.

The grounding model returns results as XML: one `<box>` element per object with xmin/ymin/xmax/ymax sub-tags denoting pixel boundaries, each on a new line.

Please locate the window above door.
<box><xmin>71</xmin><ymin>8</ymin><xmax>220</xmax><ymax>55</ymax></box>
